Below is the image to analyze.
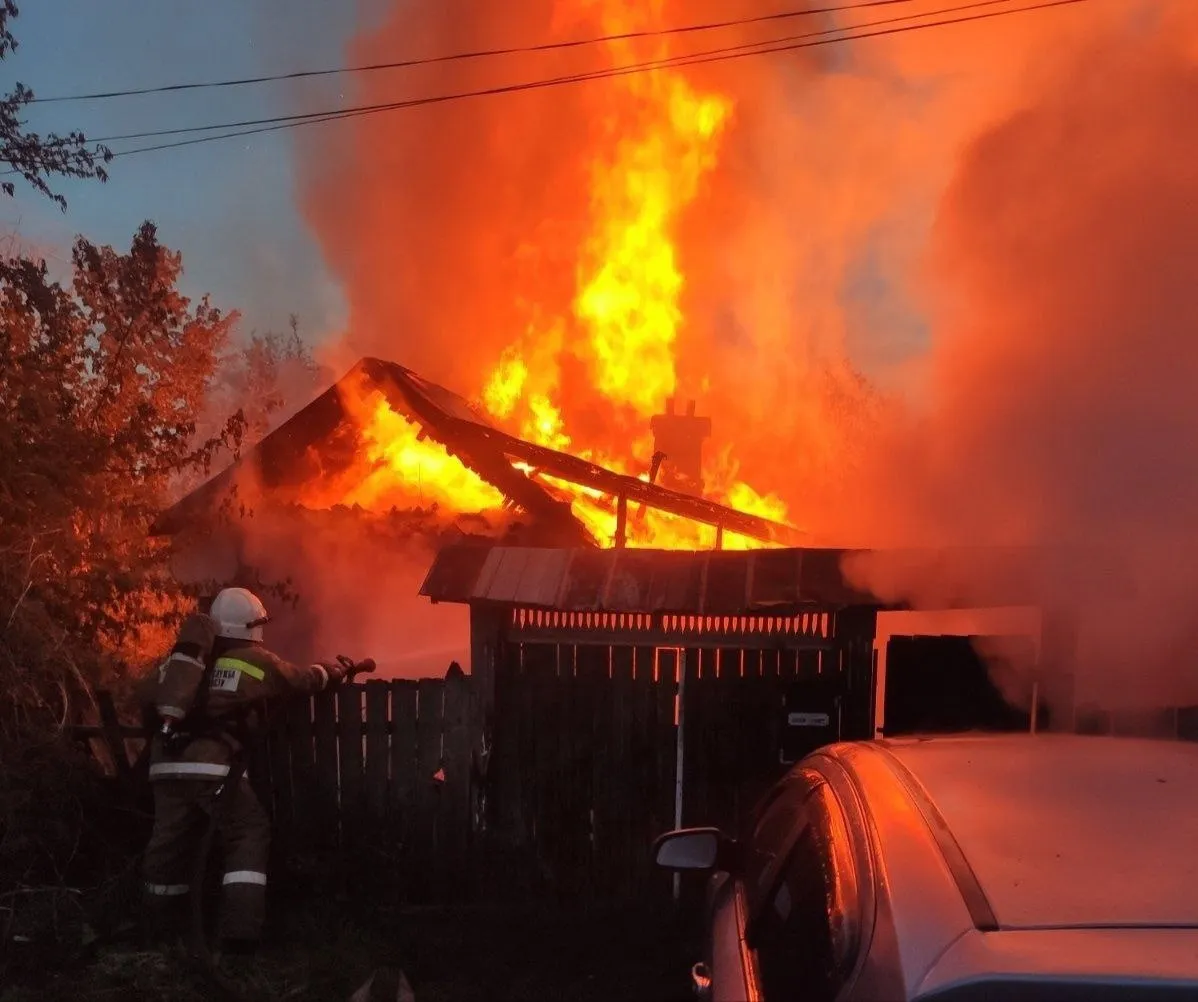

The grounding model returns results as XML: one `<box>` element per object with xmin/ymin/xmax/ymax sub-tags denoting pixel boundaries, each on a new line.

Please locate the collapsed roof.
<box><xmin>152</xmin><ymin>357</ymin><xmax>806</xmax><ymax>548</ymax></box>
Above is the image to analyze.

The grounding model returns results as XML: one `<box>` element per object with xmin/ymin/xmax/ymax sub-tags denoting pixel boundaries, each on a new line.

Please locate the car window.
<box><xmin>743</xmin><ymin>770</ymin><xmax>821</xmax><ymax>913</ymax></box>
<box><xmin>749</xmin><ymin>783</ymin><xmax>860</xmax><ymax>1002</ymax></box>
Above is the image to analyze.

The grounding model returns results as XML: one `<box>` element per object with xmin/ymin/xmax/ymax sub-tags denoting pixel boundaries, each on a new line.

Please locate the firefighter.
<box><xmin>138</xmin><ymin>586</ymin><xmax>352</xmax><ymax>953</ymax></box>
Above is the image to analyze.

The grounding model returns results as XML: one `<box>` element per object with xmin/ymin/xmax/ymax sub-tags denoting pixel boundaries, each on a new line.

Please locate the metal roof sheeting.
<box><xmin>419</xmin><ymin>544</ymin><xmax>878</xmax><ymax>614</ymax></box>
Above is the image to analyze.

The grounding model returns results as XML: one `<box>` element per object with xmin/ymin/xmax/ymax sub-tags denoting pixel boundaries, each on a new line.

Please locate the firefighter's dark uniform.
<box><xmin>138</xmin><ymin>615</ymin><xmax>331</xmax><ymax>944</ymax></box>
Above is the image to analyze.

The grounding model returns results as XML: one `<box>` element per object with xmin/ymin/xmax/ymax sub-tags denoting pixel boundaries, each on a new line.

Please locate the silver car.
<box><xmin>653</xmin><ymin>734</ymin><xmax>1198</xmax><ymax>1001</ymax></box>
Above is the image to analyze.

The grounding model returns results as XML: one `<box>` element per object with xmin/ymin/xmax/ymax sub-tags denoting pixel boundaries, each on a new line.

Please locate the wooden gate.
<box><xmin>490</xmin><ymin>628</ymin><xmax>865</xmax><ymax>897</ymax></box>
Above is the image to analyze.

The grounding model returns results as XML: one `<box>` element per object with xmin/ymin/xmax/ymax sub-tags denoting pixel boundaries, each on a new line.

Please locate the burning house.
<box><xmin>153</xmin><ymin>356</ymin><xmax>804</xmax><ymax>673</ymax></box>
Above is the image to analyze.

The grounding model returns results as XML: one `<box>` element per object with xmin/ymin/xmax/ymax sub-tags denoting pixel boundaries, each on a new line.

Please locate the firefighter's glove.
<box><xmin>318</xmin><ymin>661</ymin><xmax>350</xmax><ymax>687</ymax></box>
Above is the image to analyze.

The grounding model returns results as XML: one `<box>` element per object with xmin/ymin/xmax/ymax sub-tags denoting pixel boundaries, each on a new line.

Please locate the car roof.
<box><xmin>871</xmin><ymin>733</ymin><xmax>1198</xmax><ymax>930</ymax></box>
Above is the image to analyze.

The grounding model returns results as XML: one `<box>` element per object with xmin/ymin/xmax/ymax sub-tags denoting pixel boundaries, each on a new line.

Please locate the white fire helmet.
<box><xmin>209</xmin><ymin>587</ymin><xmax>270</xmax><ymax>643</ymax></box>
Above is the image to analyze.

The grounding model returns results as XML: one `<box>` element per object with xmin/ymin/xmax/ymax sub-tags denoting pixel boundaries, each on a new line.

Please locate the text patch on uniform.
<box><xmin>209</xmin><ymin>665</ymin><xmax>242</xmax><ymax>694</ymax></box>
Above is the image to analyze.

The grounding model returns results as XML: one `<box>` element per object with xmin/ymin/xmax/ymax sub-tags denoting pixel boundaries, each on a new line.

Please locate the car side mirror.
<box><xmin>652</xmin><ymin>827</ymin><xmax>738</xmax><ymax>873</ymax></box>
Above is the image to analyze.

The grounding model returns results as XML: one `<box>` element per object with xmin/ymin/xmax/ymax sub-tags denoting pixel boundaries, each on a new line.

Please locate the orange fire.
<box><xmin>301</xmin><ymin>381</ymin><xmax>503</xmax><ymax>516</ymax></box>
<box><xmin>311</xmin><ymin>3</ymin><xmax>793</xmax><ymax>548</ymax></box>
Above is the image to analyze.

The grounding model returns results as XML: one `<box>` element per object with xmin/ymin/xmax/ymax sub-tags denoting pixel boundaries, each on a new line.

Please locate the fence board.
<box><xmin>285</xmin><ymin>697</ymin><xmax>316</xmax><ymax>846</ymax></box>
<box><xmin>631</xmin><ymin>646</ymin><xmax>657</xmax><ymax>885</ymax></box>
<box><xmin>779</xmin><ymin>647</ymin><xmax>799</xmax><ymax>682</ymax></box>
<box><xmin>337</xmin><ymin>684</ymin><xmax>365</xmax><ymax>837</ymax></box>
<box><xmin>654</xmin><ymin>648</ymin><xmax>678</xmax><ymax>848</ymax></box>
<box><xmin>441</xmin><ymin>669</ymin><xmax>473</xmax><ymax>890</ymax></box>
<box><xmin>573</xmin><ymin>644</ymin><xmax>604</xmax><ymax>895</ymax></box>
<box><xmin>683</xmin><ymin>649</ymin><xmax>713</xmax><ymax>828</ymax></box>
<box><xmin>534</xmin><ymin>644</ymin><xmax>563</xmax><ymax>888</ymax></box>
<box><xmin>608</xmin><ymin>645</ymin><xmax>634</xmax><ymax>893</ymax></box>
<box><xmin>390</xmin><ymin>681</ymin><xmax>419</xmax><ymax>848</ymax></box>
<box><xmin>312</xmin><ymin>691</ymin><xmax>339</xmax><ymax>845</ymax></box>
<box><xmin>414</xmin><ymin>678</ymin><xmax>444</xmax><ymax>888</ymax></box>
<box><xmin>265</xmin><ymin>705</ymin><xmax>294</xmax><ymax>831</ymax></box>
<box><xmin>364</xmin><ymin>680</ymin><xmax>390</xmax><ymax>821</ymax></box>
<box><xmin>711</xmin><ymin>648</ymin><xmax>741</xmax><ymax>833</ymax></box>
<box><xmin>579</xmin><ymin>642</ymin><xmax>608</xmax><ymax>891</ymax></box>
<box><xmin>491</xmin><ymin>645</ymin><xmax>520</xmax><ymax>840</ymax></box>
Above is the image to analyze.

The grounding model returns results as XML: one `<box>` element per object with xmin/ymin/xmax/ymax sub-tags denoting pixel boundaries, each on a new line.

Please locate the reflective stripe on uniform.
<box><xmin>149</xmin><ymin>761</ymin><xmax>230</xmax><ymax>779</ymax></box>
<box><xmin>168</xmin><ymin>652</ymin><xmax>206</xmax><ymax>671</ymax></box>
<box><xmin>215</xmin><ymin>656</ymin><xmax>265</xmax><ymax>681</ymax></box>
<box><xmin>222</xmin><ymin>870</ymin><xmax>268</xmax><ymax>886</ymax></box>
<box><xmin>311</xmin><ymin>664</ymin><xmax>329</xmax><ymax>689</ymax></box>
<box><xmin>145</xmin><ymin>882</ymin><xmax>190</xmax><ymax>896</ymax></box>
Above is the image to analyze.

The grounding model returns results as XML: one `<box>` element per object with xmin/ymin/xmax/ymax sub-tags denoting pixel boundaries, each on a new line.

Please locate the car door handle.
<box><xmin>692</xmin><ymin>961</ymin><xmax>713</xmax><ymax>1000</ymax></box>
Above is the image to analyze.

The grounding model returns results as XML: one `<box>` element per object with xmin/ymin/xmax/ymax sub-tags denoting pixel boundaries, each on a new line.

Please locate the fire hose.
<box><xmin>189</xmin><ymin>655</ymin><xmax>377</xmax><ymax>1000</ymax></box>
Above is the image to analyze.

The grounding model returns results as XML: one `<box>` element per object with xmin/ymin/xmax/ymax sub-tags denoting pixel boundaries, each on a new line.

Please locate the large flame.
<box><xmin>308</xmin><ymin>2</ymin><xmax>790</xmax><ymax>549</ymax></box>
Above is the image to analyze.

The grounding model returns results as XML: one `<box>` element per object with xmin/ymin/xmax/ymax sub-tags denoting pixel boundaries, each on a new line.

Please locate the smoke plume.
<box><xmin>843</xmin><ymin>4</ymin><xmax>1198</xmax><ymax>711</ymax></box>
<box><xmin>293</xmin><ymin>1</ymin><xmax>1198</xmax><ymax>705</ymax></box>
<box><xmin>236</xmin><ymin>507</ymin><xmax>470</xmax><ymax>680</ymax></box>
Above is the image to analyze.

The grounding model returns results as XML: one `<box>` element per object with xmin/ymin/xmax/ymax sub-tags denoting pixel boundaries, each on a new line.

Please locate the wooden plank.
<box><xmin>414</xmin><ymin>678</ymin><xmax>445</xmax><ymax>892</ymax></box>
<box><xmin>779</xmin><ymin>647</ymin><xmax>799</xmax><ymax>682</ymax></box>
<box><xmin>441</xmin><ymin>670</ymin><xmax>474</xmax><ymax>892</ymax></box>
<box><xmin>609</xmin><ymin>645</ymin><xmax>634</xmax><ymax>895</ymax></box>
<box><xmin>567</xmin><ymin>647</ymin><xmax>599</xmax><ymax>896</ymax></box>
<box><xmin>761</xmin><ymin>648</ymin><xmax>783</xmax><ymax>777</ymax></box>
<box><xmin>390</xmin><ymin>680</ymin><xmax>419</xmax><ymax>853</ymax></box>
<box><xmin>312</xmin><ymin>690</ymin><xmax>339</xmax><ymax>847</ymax></box>
<box><xmin>526</xmin><ymin>644</ymin><xmax>555</xmax><ymax>885</ymax></box>
<box><xmin>683</xmin><ymin>648</ymin><xmax>714</xmax><ymax>829</ymax></box>
<box><xmin>337</xmin><ymin>684</ymin><xmax>365</xmax><ymax>843</ymax></box>
<box><xmin>712</xmin><ymin>648</ymin><xmax>741</xmax><ymax>834</ymax></box>
<box><xmin>265</xmin><ymin>703</ymin><xmax>294</xmax><ymax>831</ymax></box>
<box><xmin>492</xmin><ymin>643</ymin><xmax>523</xmax><ymax>842</ymax></box>
<box><xmin>585</xmin><ymin>643</ymin><xmax>616</xmax><ymax>892</ymax></box>
<box><xmin>654</xmin><ymin>648</ymin><xmax>679</xmax><ymax>846</ymax></box>
<box><xmin>285</xmin><ymin>697</ymin><xmax>316</xmax><ymax>848</ymax></box>
<box><xmin>543</xmin><ymin>643</ymin><xmax>573</xmax><ymax>892</ymax></box>
<box><xmin>364</xmin><ymin>680</ymin><xmax>390</xmax><ymax>822</ymax></box>
<box><xmin>631</xmin><ymin>646</ymin><xmax>657</xmax><ymax>888</ymax></box>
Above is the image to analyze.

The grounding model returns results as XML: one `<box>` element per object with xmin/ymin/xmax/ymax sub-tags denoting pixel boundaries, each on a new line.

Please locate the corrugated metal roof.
<box><xmin>419</xmin><ymin>544</ymin><xmax>879</xmax><ymax>614</ymax></box>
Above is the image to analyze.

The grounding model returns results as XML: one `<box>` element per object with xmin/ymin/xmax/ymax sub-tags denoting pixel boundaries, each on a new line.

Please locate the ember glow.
<box><xmin>308</xmin><ymin>1</ymin><xmax>789</xmax><ymax>548</ymax></box>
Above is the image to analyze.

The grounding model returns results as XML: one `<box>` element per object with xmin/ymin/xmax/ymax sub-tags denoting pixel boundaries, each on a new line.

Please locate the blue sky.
<box><xmin>4</xmin><ymin>1</ymin><xmax>929</xmax><ymax>387</ymax></box>
<box><xmin>4</xmin><ymin>0</ymin><xmax>362</xmax><ymax>343</ymax></box>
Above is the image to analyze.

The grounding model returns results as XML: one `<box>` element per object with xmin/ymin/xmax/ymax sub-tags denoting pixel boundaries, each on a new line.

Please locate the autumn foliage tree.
<box><xmin>0</xmin><ymin>223</ymin><xmax>246</xmax><ymax>747</ymax></box>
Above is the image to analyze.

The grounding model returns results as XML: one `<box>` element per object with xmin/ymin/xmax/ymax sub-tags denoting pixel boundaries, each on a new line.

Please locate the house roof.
<box><xmin>419</xmin><ymin>541</ymin><xmax>1101</xmax><ymax>615</ymax></box>
<box><xmin>152</xmin><ymin>357</ymin><xmax>806</xmax><ymax>547</ymax></box>
<box><xmin>419</xmin><ymin>543</ymin><xmax>880</xmax><ymax>614</ymax></box>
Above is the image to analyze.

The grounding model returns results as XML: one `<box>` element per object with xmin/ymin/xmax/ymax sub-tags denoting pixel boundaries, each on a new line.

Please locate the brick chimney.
<box><xmin>649</xmin><ymin>397</ymin><xmax>712</xmax><ymax>496</ymax></box>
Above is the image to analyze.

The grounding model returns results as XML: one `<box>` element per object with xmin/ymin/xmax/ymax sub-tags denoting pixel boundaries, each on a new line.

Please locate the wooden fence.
<box><xmin>490</xmin><ymin>642</ymin><xmax>843</xmax><ymax>899</ymax></box>
<box><xmin>74</xmin><ymin>672</ymin><xmax>483</xmax><ymax>895</ymax></box>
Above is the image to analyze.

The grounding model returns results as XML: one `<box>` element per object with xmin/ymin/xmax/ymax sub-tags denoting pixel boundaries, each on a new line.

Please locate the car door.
<box><xmin>744</xmin><ymin>780</ymin><xmax>864</xmax><ymax>1002</ymax></box>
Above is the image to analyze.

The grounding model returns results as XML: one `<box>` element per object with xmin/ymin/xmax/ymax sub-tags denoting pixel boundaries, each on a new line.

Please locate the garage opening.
<box><xmin>882</xmin><ymin>634</ymin><xmax>1048</xmax><ymax>737</ymax></box>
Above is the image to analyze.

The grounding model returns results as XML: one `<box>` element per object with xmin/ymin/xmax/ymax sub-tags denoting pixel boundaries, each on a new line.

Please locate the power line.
<box><xmin>90</xmin><ymin>0</ymin><xmax>1094</xmax><ymax>155</ymax></box>
<box><xmin>2</xmin><ymin>0</ymin><xmax>1097</xmax><ymax>175</ymax></box>
<box><xmin>31</xmin><ymin>0</ymin><xmax>923</xmax><ymax>104</ymax></box>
